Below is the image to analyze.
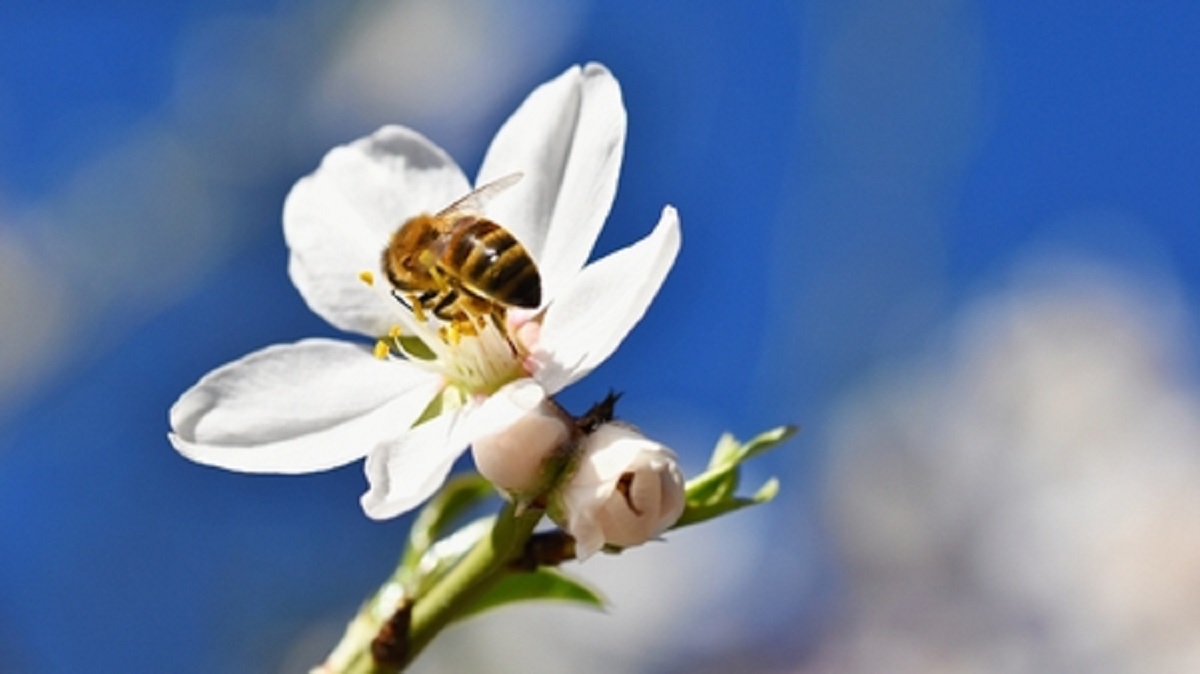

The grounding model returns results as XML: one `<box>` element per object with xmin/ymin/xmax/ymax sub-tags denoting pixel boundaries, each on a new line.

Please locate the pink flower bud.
<box><xmin>470</xmin><ymin>383</ymin><xmax>572</xmax><ymax>496</ymax></box>
<box><xmin>553</xmin><ymin>423</ymin><xmax>686</xmax><ymax>560</ymax></box>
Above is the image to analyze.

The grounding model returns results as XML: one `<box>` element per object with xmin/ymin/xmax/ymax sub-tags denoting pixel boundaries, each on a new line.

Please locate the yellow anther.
<box><xmin>439</xmin><ymin>324</ymin><xmax>463</xmax><ymax>346</ymax></box>
<box><xmin>388</xmin><ymin>325</ymin><xmax>403</xmax><ymax>339</ymax></box>
<box><xmin>373</xmin><ymin>340</ymin><xmax>390</xmax><ymax>360</ymax></box>
<box><xmin>359</xmin><ymin>270</ymin><xmax>375</xmax><ymax>286</ymax></box>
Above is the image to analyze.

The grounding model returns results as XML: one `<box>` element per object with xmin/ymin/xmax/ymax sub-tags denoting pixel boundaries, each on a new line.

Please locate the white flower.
<box><xmin>553</xmin><ymin>423</ymin><xmax>687</xmax><ymax>560</ymax></box>
<box><xmin>168</xmin><ymin>63</ymin><xmax>681</xmax><ymax>519</ymax></box>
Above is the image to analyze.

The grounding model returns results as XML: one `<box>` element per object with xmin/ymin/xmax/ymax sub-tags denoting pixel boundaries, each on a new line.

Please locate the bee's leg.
<box><xmin>476</xmin><ymin>298</ymin><xmax>501</xmax><ymax>330</ymax></box>
<box><xmin>487</xmin><ymin>310</ymin><xmax>506</xmax><ymax>332</ymax></box>
<box><xmin>400</xmin><ymin>290</ymin><xmax>435</xmax><ymax>322</ymax></box>
<box><xmin>390</xmin><ymin>289</ymin><xmax>414</xmax><ymax>310</ymax></box>
<box><xmin>415</xmin><ymin>289</ymin><xmax>440</xmax><ymax>317</ymax></box>
<box><xmin>421</xmin><ymin>267</ymin><xmax>459</xmax><ymax>320</ymax></box>
<box><xmin>488</xmin><ymin>309</ymin><xmax>521</xmax><ymax>356</ymax></box>
<box><xmin>431</xmin><ymin>289</ymin><xmax>460</xmax><ymax>321</ymax></box>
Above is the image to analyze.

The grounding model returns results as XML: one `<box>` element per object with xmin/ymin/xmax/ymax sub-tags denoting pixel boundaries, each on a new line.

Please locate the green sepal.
<box><xmin>398</xmin><ymin>335</ymin><xmax>436</xmax><ymax>360</ymax></box>
<box><xmin>402</xmin><ymin>473</ymin><xmax>496</xmax><ymax>576</ymax></box>
<box><xmin>458</xmin><ymin>567</ymin><xmax>606</xmax><ymax>621</ymax></box>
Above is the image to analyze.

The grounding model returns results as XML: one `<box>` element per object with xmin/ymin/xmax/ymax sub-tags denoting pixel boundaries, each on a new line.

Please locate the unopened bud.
<box><xmin>470</xmin><ymin>383</ymin><xmax>572</xmax><ymax>497</ymax></box>
<box><xmin>551</xmin><ymin>423</ymin><xmax>686</xmax><ymax>560</ymax></box>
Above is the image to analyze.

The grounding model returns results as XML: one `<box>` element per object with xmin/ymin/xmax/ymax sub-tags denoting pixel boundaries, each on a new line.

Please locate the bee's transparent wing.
<box><xmin>436</xmin><ymin>172</ymin><xmax>523</xmax><ymax>217</ymax></box>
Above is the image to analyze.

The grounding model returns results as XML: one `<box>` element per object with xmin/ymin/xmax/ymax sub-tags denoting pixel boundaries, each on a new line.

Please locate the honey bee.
<box><xmin>382</xmin><ymin>172</ymin><xmax>541</xmax><ymax>329</ymax></box>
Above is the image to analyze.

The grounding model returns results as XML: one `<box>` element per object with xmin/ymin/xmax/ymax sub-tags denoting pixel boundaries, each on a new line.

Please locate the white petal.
<box><xmin>359</xmin><ymin>379</ymin><xmax>545</xmax><ymax>519</ymax></box>
<box><xmin>478</xmin><ymin>63</ymin><xmax>626</xmax><ymax>301</ymax></box>
<box><xmin>360</xmin><ymin>406</ymin><xmax>467</xmax><ymax>520</ymax></box>
<box><xmin>467</xmin><ymin>378</ymin><xmax>548</xmax><ymax>439</ymax></box>
<box><xmin>284</xmin><ymin>126</ymin><xmax>471</xmax><ymax>336</ymax></box>
<box><xmin>169</xmin><ymin>339</ymin><xmax>443</xmax><ymax>474</ymax></box>
<box><xmin>568</xmin><ymin>506</ymin><xmax>606</xmax><ymax>561</ymax></box>
<box><xmin>533</xmin><ymin>206</ymin><xmax>681</xmax><ymax>394</ymax></box>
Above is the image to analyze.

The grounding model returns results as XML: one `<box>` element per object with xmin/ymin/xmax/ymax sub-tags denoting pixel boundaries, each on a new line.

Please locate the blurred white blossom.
<box><xmin>816</xmin><ymin>256</ymin><xmax>1200</xmax><ymax>673</ymax></box>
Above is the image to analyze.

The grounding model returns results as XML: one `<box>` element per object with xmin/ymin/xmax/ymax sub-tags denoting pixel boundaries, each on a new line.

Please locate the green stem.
<box><xmin>404</xmin><ymin>502</ymin><xmax>542</xmax><ymax>664</ymax></box>
<box><xmin>316</xmin><ymin>502</ymin><xmax>542</xmax><ymax>674</ymax></box>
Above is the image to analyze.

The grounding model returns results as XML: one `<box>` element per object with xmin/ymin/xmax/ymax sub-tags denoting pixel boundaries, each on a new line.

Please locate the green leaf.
<box><xmin>754</xmin><ymin>476</ymin><xmax>781</xmax><ymax>501</ymax></box>
<box><xmin>685</xmin><ymin>425</ymin><xmax>794</xmax><ymax>508</ymax></box>
<box><xmin>459</xmin><ymin>568</ymin><xmax>606</xmax><ymax>621</ymax></box>
<box><xmin>709</xmin><ymin>432</ymin><xmax>741</xmax><ymax>469</ymax></box>
<box><xmin>731</xmin><ymin>425</ymin><xmax>798</xmax><ymax>464</ymax></box>
<box><xmin>403</xmin><ymin>473</ymin><xmax>496</xmax><ymax>574</ymax></box>
<box><xmin>674</xmin><ymin>477</ymin><xmax>780</xmax><ymax>529</ymax></box>
<box><xmin>684</xmin><ymin>465</ymin><xmax>739</xmax><ymax>505</ymax></box>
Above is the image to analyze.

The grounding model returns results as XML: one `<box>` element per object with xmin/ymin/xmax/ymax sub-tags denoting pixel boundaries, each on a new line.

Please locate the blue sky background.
<box><xmin>1</xmin><ymin>2</ymin><xmax>1198</xmax><ymax>672</ymax></box>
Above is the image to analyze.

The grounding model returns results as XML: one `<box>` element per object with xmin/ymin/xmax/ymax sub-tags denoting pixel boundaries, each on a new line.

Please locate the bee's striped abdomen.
<box><xmin>442</xmin><ymin>218</ymin><xmax>542</xmax><ymax>309</ymax></box>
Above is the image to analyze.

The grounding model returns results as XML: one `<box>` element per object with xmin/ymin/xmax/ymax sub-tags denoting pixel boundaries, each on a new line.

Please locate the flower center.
<box><xmin>361</xmin><ymin>269</ymin><xmax>530</xmax><ymax>395</ymax></box>
<box><xmin>381</xmin><ymin>311</ymin><xmax>528</xmax><ymax>398</ymax></box>
<box><xmin>431</xmin><ymin>316</ymin><xmax>527</xmax><ymax>395</ymax></box>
